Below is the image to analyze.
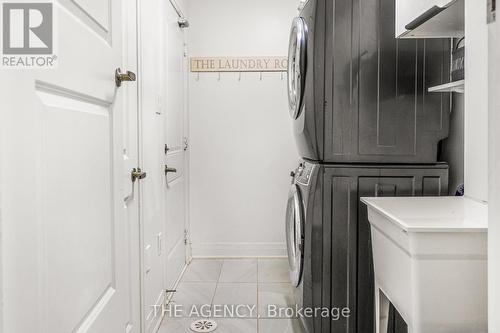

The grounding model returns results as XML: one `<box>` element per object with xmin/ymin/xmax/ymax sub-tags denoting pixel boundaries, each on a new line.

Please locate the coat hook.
<box><xmin>196</xmin><ymin>72</ymin><xmax>200</xmax><ymax>81</ymax></box>
<box><xmin>280</xmin><ymin>72</ymin><xmax>284</xmax><ymax>80</ymax></box>
<box><xmin>218</xmin><ymin>72</ymin><xmax>221</xmax><ymax>81</ymax></box>
<box><xmin>259</xmin><ymin>72</ymin><xmax>263</xmax><ymax>81</ymax></box>
<box><xmin>238</xmin><ymin>72</ymin><xmax>242</xmax><ymax>81</ymax></box>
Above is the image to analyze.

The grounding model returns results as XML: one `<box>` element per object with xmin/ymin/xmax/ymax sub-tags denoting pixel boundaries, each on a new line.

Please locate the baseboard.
<box><xmin>166</xmin><ymin>238</ymin><xmax>186</xmax><ymax>288</ymax></box>
<box><xmin>191</xmin><ymin>242</ymin><xmax>287</xmax><ymax>258</ymax></box>
<box><xmin>165</xmin><ymin>262</ymin><xmax>188</xmax><ymax>305</ymax></box>
<box><xmin>147</xmin><ymin>289</ymin><xmax>165</xmax><ymax>333</ymax></box>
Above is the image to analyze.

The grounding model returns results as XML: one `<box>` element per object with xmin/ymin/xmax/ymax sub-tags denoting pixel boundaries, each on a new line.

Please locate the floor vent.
<box><xmin>190</xmin><ymin>319</ymin><xmax>217</xmax><ymax>332</ymax></box>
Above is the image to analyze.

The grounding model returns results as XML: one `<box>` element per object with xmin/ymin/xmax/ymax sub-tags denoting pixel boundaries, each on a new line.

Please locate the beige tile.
<box><xmin>258</xmin><ymin>258</ymin><xmax>290</xmax><ymax>283</ymax></box>
<box><xmin>258</xmin><ymin>318</ymin><xmax>305</xmax><ymax>333</ymax></box>
<box><xmin>210</xmin><ymin>318</ymin><xmax>257</xmax><ymax>333</ymax></box>
<box><xmin>158</xmin><ymin>318</ymin><xmax>191</xmax><ymax>333</ymax></box>
<box><xmin>170</xmin><ymin>282</ymin><xmax>217</xmax><ymax>317</ymax></box>
<box><xmin>182</xmin><ymin>259</ymin><xmax>223</xmax><ymax>282</ymax></box>
<box><xmin>212</xmin><ymin>283</ymin><xmax>258</xmax><ymax>318</ymax></box>
<box><xmin>258</xmin><ymin>283</ymin><xmax>296</xmax><ymax>318</ymax></box>
<box><xmin>219</xmin><ymin>259</ymin><xmax>257</xmax><ymax>283</ymax></box>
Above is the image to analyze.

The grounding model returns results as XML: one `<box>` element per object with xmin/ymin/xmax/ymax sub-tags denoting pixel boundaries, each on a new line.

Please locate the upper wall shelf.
<box><xmin>428</xmin><ymin>80</ymin><xmax>464</xmax><ymax>93</ymax></box>
<box><xmin>397</xmin><ymin>0</ymin><xmax>464</xmax><ymax>38</ymax></box>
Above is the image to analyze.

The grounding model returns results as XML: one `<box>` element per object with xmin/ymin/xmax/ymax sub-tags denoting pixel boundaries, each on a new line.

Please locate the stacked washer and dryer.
<box><xmin>285</xmin><ymin>0</ymin><xmax>452</xmax><ymax>332</ymax></box>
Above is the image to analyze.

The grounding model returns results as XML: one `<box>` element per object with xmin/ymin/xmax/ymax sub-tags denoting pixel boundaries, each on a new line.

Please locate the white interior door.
<box><xmin>0</xmin><ymin>0</ymin><xmax>138</xmax><ymax>332</ymax></box>
<box><xmin>137</xmin><ymin>0</ymin><xmax>168</xmax><ymax>331</ymax></box>
<box><xmin>164</xmin><ymin>2</ymin><xmax>189</xmax><ymax>290</ymax></box>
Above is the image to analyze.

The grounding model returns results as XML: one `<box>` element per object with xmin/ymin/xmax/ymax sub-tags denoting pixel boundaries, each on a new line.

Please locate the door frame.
<box><xmin>122</xmin><ymin>0</ymin><xmax>142</xmax><ymax>332</ymax></box>
<box><xmin>166</xmin><ymin>2</ymin><xmax>191</xmax><ymax>260</ymax></box>
<box><xmin>182</xmin><ymin>18</ymin><xmax>192</xmax><ymax>264</ymax></box>
<box><xmin>160</xmin><ymin>0</ymin><xmax>191</xmax><ymax>307</ymax></box>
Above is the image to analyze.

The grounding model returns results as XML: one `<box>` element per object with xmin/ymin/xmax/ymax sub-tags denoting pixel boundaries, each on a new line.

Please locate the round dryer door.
<box><xmin>286</xmin><ymin>184</ymin><xmax>304</xmax><ymax>287</ymax></box>
<box><xmin>287</xmin><ymin>17</ymin><xmax>307</xmax><ymax>120</ymax></box>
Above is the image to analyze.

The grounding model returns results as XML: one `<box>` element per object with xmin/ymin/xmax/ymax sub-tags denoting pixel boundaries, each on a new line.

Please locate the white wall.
<box><xmin>170</xmin><ymin>0</ymin><xmax>188</xmax><ymax>17</ymax></box>
<box><xmin>187</xmin><ymin>0</ymin><xmax>298</xmax><ymax>257</ymax></box>
<box><xmin>465</xmin><ymin>0</ymin><xmax>488</xmax><ymax>202</ymax></box>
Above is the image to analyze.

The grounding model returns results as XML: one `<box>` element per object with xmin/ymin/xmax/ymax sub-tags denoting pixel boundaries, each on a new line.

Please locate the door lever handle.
<box><xmin>165</xmin><ymin>166</ymin><xmax>177</xmax><ymax>175</ymax></box>
<box><xmin>115</xmin><ymin>68</ymin><xmax>137</xmax><ymax>87</ymax></box>
<box><xmin>131</xmin><ymin>168</ymin><xmax>147</xmax><ymax>182</ymax></box>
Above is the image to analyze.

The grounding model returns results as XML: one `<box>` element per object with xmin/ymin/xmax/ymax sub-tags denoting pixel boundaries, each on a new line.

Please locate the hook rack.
<box><xmin>192</xmin><ymin>71</ymin><xmax>286</xmax><ymax>82</ymax></box>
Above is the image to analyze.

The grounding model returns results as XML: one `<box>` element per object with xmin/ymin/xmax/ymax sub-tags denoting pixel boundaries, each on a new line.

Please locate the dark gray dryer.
<box><xmin>288</xmin><ymin>0</ymin><xmax>452</xmax><ymax>163</ymax></box>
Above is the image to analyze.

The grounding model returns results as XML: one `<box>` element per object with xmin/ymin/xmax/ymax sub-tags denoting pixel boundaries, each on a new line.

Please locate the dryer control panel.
<box><xmin>295</xmin><ymin>162</ymin><xmax>315</xmax><ymax>186</ymax></box>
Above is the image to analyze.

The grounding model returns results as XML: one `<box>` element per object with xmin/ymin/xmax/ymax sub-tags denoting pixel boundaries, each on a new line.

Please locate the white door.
<box><xmin>164</xmin><ymin>3</ymin><xmax>189</xmax><ymax>290</ymax></box>
<box><xmin>137</xmin><ymin>0</ymin><xmax>168</xmax><ymax>331</ymax></box>
<box><xmin>0</xmin><ymin>0</ymin><xmax>138</xmax><ymax>332</ymax></box>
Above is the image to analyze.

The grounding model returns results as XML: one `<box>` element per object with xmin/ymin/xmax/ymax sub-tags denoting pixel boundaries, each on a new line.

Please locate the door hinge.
<box><xmin>131</xmin><ymin>168</ymin><xmax>147</xmax><ymax>182</ymax></box>
<box><xmin>183</xmin><ymin>137</ymin><xmax>189</xmax><ymax>151</ymax></box>
<box><xmin>184</xmin><ymin>229</ymin><xmax>189</xmax><ymax>245</ymax></box>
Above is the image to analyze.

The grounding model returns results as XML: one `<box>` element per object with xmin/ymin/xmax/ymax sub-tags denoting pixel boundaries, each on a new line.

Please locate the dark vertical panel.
<box><xmin>303</xmin><ymin>164</ymin><xmax>323</xmax><ymax>333</ymax></box>
<box><xmin>357</xmin><ymin>176</ymin><xmax>379</xmax><ymax>333</ymax></box>
<box><xmin>313</xmin><ymin>0</ymin><xmax>326</xmax><ymax>160</ymax></box>
<box><xmin>387</xmin><ymin>306</ymin><xmax>408</xmax><ymax>333</ymax></box>
<box><xmin>311</xmin><ymin>170</ymin><xmax>324</xmax><ymax>333</ymax></box>
<box><xmin>394</xmin><ymin>310</ymin><xmax>409</xmax><ymax>332</ymax></box>
<box><xmin>440</xmin><ymin>94</ymin><xmax>464</xmax><ymax>195</ymax></box>
<box><xmin>421</xmin><ymin>39</ymin><xmax>451</xmax><ymax>132</ymax></box>
<box><xmin>351</xmin><ymin>0</ymin><xmax>360</xmax><ymax>161</ymax></box>
<box><xmin>392</xmin><ymin>35</ymin><xmax>418</xmax><ymax>155</ymax></box>
<box><xmin>326</xmin><ymin>0</ymin><xmax>353</xmax><ymax>156</ymax></box>
<box><xmin>331</xmin><ymin>177</ymin><xmax>352</xmax><ymax>332</ymax></box>
<box><xmin>323</xmin><ymin>0</ymin><xmax>334</xmax><ymax>164</ymax></box>
<box><xmin>357</xmin><ymin>0</ymin><xmax>380</xmax><ymax>154</ymax></box>
<box><xmin>377</xmin><ymin>0</ymin><xmax>399</xmax><ymax>148</ymax></box>
<box><xmin>358</xmin><ymin>0</ymin><xmax>418</xmax><ymax>156</ymax></box>
<box><xmin>322</xmin><ymin>168</ymin><xmax>333</xmax><ymax>333</ymax></box>
<box><xmin>422</xmin><ymin>176</ymin><xmax>443</xmax><ymax>196</ymax></box>
<box><xmin>323</xmin><ymin>0</ymin><xmax>451</xmax><ymax>163</ymax></box>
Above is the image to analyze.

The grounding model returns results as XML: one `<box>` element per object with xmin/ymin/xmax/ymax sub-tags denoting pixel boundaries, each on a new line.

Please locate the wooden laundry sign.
<box><xmin>190</xmin><ymin>56</ymin><xmax>288</xmax><ymax>72</ymax></box>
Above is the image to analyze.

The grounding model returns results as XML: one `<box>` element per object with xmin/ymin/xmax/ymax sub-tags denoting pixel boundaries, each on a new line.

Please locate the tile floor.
<box><xmin>159</xmin><ymin>258</ymin><xmax>305</xmax><ymax>333</ymax></box>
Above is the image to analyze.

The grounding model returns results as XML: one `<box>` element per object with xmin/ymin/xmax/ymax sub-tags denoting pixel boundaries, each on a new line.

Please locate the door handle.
<box><xmin>131</xmin><ymin>168</ymin><xmax>147</xmax><ymax>182</ymax></box>
<box><xmin>165</xmin><ymin>166</ymin><xmax>177</xmax><ymax>175</ymax></box>
<box><xmin>115</xmin><ymin>68</ymin><xmax>136</xmax><ymax>87</ymax></box>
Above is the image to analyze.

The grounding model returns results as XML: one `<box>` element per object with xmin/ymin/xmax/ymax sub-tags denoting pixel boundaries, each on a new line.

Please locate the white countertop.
<box><xmin>360</xmin><ymin>196</ymin><xmax>488</xmax><ymax>233</ymax></box>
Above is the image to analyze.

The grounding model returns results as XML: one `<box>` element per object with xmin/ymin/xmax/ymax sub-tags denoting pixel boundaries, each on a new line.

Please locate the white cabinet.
<box><xmin>396</xmin><ymin>0</ymin><xmax>464</xmax><ymax>38</ymax></box>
